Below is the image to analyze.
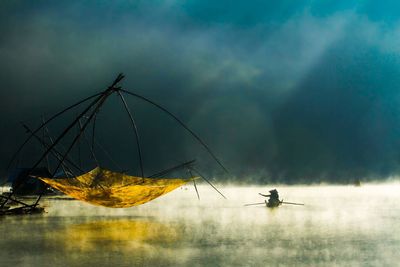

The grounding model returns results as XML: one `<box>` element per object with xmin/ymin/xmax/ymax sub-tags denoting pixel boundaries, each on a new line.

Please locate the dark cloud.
<box><xmin>273</xmin><ymin>43</ymin><xmax>400</xmax><ymax>182</ymax></box>
<box><xmin>1</xmin><ymin>1</ymin><xmax>400</xmax><ymax>183</ymax></box>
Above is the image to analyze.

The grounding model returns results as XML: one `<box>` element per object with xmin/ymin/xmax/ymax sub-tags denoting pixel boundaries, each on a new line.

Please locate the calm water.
<box><xmin>0</xmin><ymin>184</ymin><xmax>399</xmax><ymax>267</ymax></box>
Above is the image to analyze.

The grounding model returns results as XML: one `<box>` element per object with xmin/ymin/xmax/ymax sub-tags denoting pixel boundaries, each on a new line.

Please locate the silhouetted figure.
<box><xmin>259</xmin><ymin>189</ymin><xmax>281</xmax><ymax>208</ymax></box>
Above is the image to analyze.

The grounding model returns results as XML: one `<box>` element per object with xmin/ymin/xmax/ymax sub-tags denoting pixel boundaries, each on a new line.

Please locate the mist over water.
<box><xmin>1</xmin><ymin>183</ymin><xmax>399</xmax><ymax>266</ymax></box>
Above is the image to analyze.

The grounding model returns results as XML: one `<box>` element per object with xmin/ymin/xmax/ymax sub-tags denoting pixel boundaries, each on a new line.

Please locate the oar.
<box><xmin>244</xmin><ymin>202</ymin><xmax>265</xmax><ymax>206</ymax></box>
<box><xmin>245</xmin><ymin>201</ymin><xmax>305</xmax><ymax>207</ymax></box>
<box><xmin>281</xmin><ymin>201</ymin><xmax>304</xmax><ymax>206</ymax></box>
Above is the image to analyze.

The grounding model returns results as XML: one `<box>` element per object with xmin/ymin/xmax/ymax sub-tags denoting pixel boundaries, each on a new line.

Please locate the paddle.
<box><xmin>281</xmin><ymin>201</ymin><xmax>304</xmax><ymax>206</ymax></box>
<box><xmin>244</xmin><ymin>202</ymin><xmax>266</xmax><ymax>206</ymax></box>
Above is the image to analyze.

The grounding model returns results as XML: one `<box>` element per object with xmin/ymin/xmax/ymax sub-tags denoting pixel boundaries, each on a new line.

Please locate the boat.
<box><xmin>245</xmin><ymin>189</ymin><xmax>304</xmax><ymax>208</ymax></box>
<box><xmin>266</xmin><ymin>200</ymin><xmax>282</xmax><ymax>208</ymax></box>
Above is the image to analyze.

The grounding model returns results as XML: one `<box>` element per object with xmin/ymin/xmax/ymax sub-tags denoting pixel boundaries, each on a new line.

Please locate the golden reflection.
<box><xmin>51</xmin><ymin>219</ymin><xmax>180</xmax><ymax>251</ymax></box>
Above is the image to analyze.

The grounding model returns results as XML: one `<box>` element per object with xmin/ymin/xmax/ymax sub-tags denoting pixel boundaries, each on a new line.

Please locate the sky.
<box><xmin>2</xmin><ymin>1</ymin><xmax>400</xmax><ymax>183</ymax></box>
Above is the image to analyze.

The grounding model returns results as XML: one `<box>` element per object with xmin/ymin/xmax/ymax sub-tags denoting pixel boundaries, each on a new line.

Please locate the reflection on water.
<box><xmin>56</xmin><ymin>219</ymin><xmax>179</xmax><ymax>251</ymax></box>
<box><xmin>0</xmin><ymin>184</ymin><xmax>399</xmax><ymax>266</ymax></box>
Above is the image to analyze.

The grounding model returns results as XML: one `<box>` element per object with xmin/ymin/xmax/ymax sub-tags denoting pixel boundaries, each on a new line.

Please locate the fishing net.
<box><xmin>37</xmin><ymin>167</ymin><xmax>193</xmax><ymax>208</ymax></box>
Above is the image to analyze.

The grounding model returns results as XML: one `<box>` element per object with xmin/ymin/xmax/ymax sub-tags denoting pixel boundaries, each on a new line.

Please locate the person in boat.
<box><xmin>259</xmin><ymin>189</ymin><xmax>281</xmax><ymax>207</ymax></box>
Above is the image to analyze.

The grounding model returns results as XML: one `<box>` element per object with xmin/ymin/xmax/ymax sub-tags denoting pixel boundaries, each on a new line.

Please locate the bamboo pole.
<box><xmin>76</xmin><ymin>117</ymin><xmax>82</xmax><ymax>169</ymax></box>
<box><xmin>78</xmin><ymin>119</ymin><xmax>99</xmax><ymax>166</ymax></box>
<box><xmin>22</xmin><ymin>123</ymin><xmax>82</xmax><ymax>176</ymax></box>
<box><xmin>3</xmin><ymin>74</ymin><xmax>126</xmax><ymax>210</ymax></box>
<box><xmin>0</xmin><ymin>94</ymin><xmax>105</xmax><ymax>209</ymax></box>
<box><xmin>189</xmin><ymin>169</ymin><xmax>200</xmax><ymax>200</ymax></box>
<box><xmin>91</xmin><ymin>112</ymin><xmax>97</xmax><ymax>153</ymax></box>
<box><xmin>190</xmin><ymin>166</ymin><xmax>226</xmax><ymax>199</ymax></box>
<box><xmin>32</xmin><ymin>90</ymin><xmax>114</xmax><ymax>207</ymax></box>
<box><xmin>281</xmin><ymin>201</ymin><xmax>304</xmax><ymax>206</ymax></box>
<box><xmin>6</xmin><ymin>92</ymin><xmax>103</xmax><ymax>170</ymax></box>
<box><xmin>0</xmin><ymin>195</ymin><xmax>31</xmax><ymax>207</ymax></box>
<box><xmin>117</xmin><ymin>91</ymin><xmax>144</xmax><ymax>178</ymax></box>
<box><xmin>49</xmin><ymin>89</ymin><xmax>114</xmax><ymax>178</ymax></box>
<box><xmin>244</xmin><ymin>202</ymin><xmax>265</xmax><ymax>206</ymax></box>
<box><xmin>41</xmin><ymin>116</ymin><xmax>51</xmax><ymax>172</ymax></box>
<box><xmin>120</xmin><ymin>89</ymin><xmax>228</xmax><ymax>174</ymax></box>
<box><xmin>148</xmin><ymin>160</ymin><xmax>196</xmax><ymax>178</ymax></box>
<box><xmin>7</xmin><ymin>74</ymin><xmax>125</xmax><ymax>173</ymax></box>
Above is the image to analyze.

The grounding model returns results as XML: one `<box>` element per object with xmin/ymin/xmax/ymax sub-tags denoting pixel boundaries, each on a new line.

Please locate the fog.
<box><xmin>0</xmin><ymin>184</ymin><xmax>399</xmax><ymax>266</ymax></box>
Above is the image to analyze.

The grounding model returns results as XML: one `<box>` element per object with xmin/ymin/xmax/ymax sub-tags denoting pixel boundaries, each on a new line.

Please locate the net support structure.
<box><xmin>2</xmin><ymin>73</ymin><xmax>227</xmax><ymax>211</ymax></box>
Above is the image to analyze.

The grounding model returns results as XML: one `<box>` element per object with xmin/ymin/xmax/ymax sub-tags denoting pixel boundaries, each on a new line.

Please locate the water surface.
<box><xmin>0</xmin><ymin>184</ymin><xmax>399</xmax><ymax>266</ymax></box>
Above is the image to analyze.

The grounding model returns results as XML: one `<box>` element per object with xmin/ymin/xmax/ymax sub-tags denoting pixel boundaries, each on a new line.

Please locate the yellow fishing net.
<box><xmin>37</xmin><ymin>167</ymin><xmax>193</xmax><ymax>208</ymax></box>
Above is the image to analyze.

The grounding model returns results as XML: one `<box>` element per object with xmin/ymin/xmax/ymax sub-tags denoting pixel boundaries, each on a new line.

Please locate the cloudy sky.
<box><xmin>2</xmin><ymin>1</ymin><xmax>400</xmax><ymax>183</ymax></box>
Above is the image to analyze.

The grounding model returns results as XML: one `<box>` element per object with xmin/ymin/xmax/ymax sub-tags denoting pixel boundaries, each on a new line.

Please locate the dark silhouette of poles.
<box><xmin>6</xmin><ymin>92</ymin><xmax>103</xmax><ymax>170</ymax></box>
<box><xmin>78</xmin><ymin>119</ymin><xmax>99</xmax><ymax>166</ymax></box>
<box><xmin>1</xmin><ymin>94</ymin><xmax>104</xmax><ymax>209</ymax></box>
<box><xmin>188</xmin><ymin>169</ymin><xmax>200</xmax><ymax>200</ymax></box>
<box><xmin>120</xmin><ymin>89</ymin><xmax>228</xmax><ymax>174</ymax></box>
<box><xmin>2</xmin><ymin>74</ymin><xmax>125</xmax><ymax>209</ymax></box>
<box><xmin>32</xmin><ymin>89</ymin><xmax>116</xmax><ymax>207</ymax></box>
<box><xmin>117</xmin><ymin>91</ymin><xmax>144</xmax><ymax>178</ymax></box>
<box><xmin>190</xmin><ymin>166</ymin><xmax>226</xmax><ymax>199</ymax></box>
<box><xmin>22</xmin><ymin>123</ymin><xmax>83</xmax><ymax>176</ymax></box>
<box><xmin>149</xmin><ymin>160</ymin><xmax>196</xmax><ymax>178</ymax></box>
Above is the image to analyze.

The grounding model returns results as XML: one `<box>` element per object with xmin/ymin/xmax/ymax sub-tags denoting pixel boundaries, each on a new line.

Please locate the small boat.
<box><xmin>245</xmin><ymin>200</ymin><xmax>304</xmax><ymax>208</ymax></box>
<box><xmin>266</xmin><ymin>199</ymin><xmax>282</xmax><ymax>208</ymax></box>
<box><xmin>245</xmin><ymin>189</ymin><xmax>304</xmax><ymax>208</ymax></box>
